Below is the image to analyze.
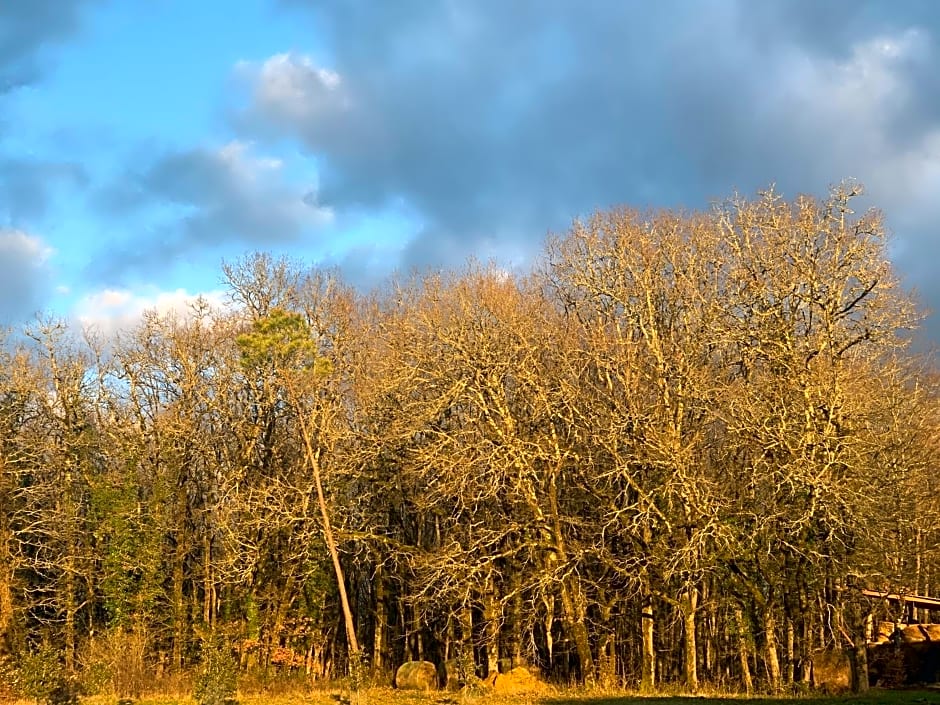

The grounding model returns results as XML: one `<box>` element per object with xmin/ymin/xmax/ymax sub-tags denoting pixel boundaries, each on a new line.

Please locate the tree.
<box><xmin>546</xmin><ymin>208</ymin><xmax>735</xmax><ymax>690</ymax></box>
<box><xmin>712</xmin><ymin>184</ymin><xmax>918</xmax><ymax>691</ymax></box>
<box><xmin>236</xmin><ymin>302</ymin><xmax>361</xmax><ymax>665</ymax></box>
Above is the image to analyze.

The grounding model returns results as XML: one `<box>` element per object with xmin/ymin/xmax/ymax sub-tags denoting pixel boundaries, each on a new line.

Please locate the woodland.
<box><xmin>0</xmin><ymin>185</ymin><xmax>938</xmax><ymax>697</ymax></box>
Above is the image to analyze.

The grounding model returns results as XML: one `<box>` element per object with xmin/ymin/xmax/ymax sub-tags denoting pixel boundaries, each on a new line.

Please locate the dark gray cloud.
<box><xmin>0</xmin><ymin>0</ymin><xmax>98</xmax><ymax>95</ymax></box>
<box><xmin>92</xmin><ymin>141</ymin><xmax>332</xmax><ymax>282</ymax></box>
<box><xmin>0</xmin><ymin>4</ymin><xmax>98</xmax><ymax>322</ymax></box>
<box><xmin>0</xmin><ymin>2</ymin><xmax>96</xmax><ymax>228</ymax></box>
<box><xmin>244</xmin><ymin>0</ymin><xmax>940</xmax><ymax>340</ymax></box>
<box><xmin>0</xmin><ymin>158</ymin><xmax>87</xmax><ymax>225</ymax></box>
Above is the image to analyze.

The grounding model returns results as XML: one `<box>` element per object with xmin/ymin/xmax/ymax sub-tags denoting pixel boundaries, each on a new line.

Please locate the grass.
<box><xmin>544</xmin><ymin>691</ymin><xmax>940</xmax><ymax>705</ymax></box>
<box><xmin>32</xmin><ymin>686</ymin><xmax>934</xmax><ymax>705</ymax></box>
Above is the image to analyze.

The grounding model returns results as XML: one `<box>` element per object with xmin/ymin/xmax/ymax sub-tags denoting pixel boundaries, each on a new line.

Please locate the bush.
<box><xmin>77</xmin><ymin>627</ymin><xmax>149</xmax><ymax>697</ymax></box>
<box><xmin>193</xmin><ymin>632</ymin><xmax>238</xmax><ymax>705</ymax></box>
<box><xmin>6</xmin><ymin>642</ymin><xmax>82</xmax><ymax>705</ymax></box>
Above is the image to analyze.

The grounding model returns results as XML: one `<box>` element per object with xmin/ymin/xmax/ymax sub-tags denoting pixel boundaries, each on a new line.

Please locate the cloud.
<box><xmin>0</xmin><ymin>229</ymin><xmax>55</xmax><ymax>324</ymax></box>
<box><xmin>0</xmin><ymin>4</ymin><xmax>95</xmax><ymax>237</ymax></box>
<box><xmin>93</xmin><ymin>140</ymin><xmax>332</xmax><ymax>282</ymax></box>
<box><xmin>0</xmin><ymin>158</ymin><xmax>88</xmax><ymax>225</ymax></box>
<box><xmin>247</xmin><ymin>1</ymin><xmax>940</xmax><ymax>338</ymax></box>
<box><xmin>74</xmin><ymin>286</ymin><xmax>227</xmax><ymax>337</ymax></box>
<box><xmin>0</xmin><ymin>1</ymin><xmax>99</xmax><ymax>95</ymax></box>
<box><xmin>235</xmin><ymin>53</ymin><xmax>345</xmax><ymax>130</ymax></box>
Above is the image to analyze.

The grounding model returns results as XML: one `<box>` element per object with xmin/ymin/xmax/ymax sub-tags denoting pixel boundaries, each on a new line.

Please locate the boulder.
<box><xmin>395</xmin><ymin>660</ymin><xmax>439</xmax><ymax>690</ymax></box>
<box><xmin>811</xmin><ymin>649</ymin><xmax>850</xmax><ymax>692</ymax></box>
<box><xmin>872</xmin><ymin>621</ymin><xmax>896</xmax><ymax>643</ymax></box>
<box><xmin>488</xmin><ymin>666</ymin><xmax>548</xmax><ymax>694</ymax></box>
<box><xmin>900</xmin><ymin>624</ymin><xmax>928</xmax><ymax>643</ymax></box>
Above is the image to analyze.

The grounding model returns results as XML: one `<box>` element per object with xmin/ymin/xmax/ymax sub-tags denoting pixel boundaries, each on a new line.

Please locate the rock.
<box><xmin>873</xmin><ymin>621</ymin><xmax>896</xmax><ymax>643</ymax></box>
<box><xmin>811</xmin><ymin>649</ymin><xmax>850</xmax><ymax>692</ymax></box>
<box><xmin>395</xmin><ymin>660</ymin><xmax>439</xmax><ymax>690</ymax></box>
<box><xmin>488</xmin><ymin>666</ymin><xmax>548</xmax><ymax>694</ymax></box>
<box><xmin>901</xmin><ymin>624</ymin><xmax>928</xmax><ymax>643</ymax></box>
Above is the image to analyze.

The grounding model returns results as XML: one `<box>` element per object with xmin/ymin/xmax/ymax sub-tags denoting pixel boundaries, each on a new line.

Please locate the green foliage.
<box><xmin>9</xmin><ymin>642</ymin><xmax>81</xmax><ymax>705</ymax></box>
<box><xmin>348</xmin><ymin>649</ymin><xmax>367</xmax><ymax>693</ymax></box>
<box><xmin>88</xmin><ymin>478</ymin><xmax>163</xmax><ymax>628</ymax></box>
<box><xmin>236</xmin><ymin>307</ymin><xmax>329</xmax><ymax>376</ymax></box>
<box><xmin>45</xmin><ymin>681</ymin><xmax>82</xmax><ymax>705</ymax></box>
<box><xmin>193</xmin><ymin>632</ymin><xmax>238</xmax><ymax>705</ymax></box>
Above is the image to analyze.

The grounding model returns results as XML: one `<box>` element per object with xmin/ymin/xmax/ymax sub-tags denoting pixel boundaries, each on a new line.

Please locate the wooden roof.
<box><xmin>861</xmin><ymin>589</ymin><xmax>940</xmax><ymax>610</ymax></box>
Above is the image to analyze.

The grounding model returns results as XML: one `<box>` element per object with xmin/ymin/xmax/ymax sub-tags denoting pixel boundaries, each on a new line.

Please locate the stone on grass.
<box><xmin>488</xmin><ymin>666</ymin><xmax>548</xmax><ymax>694</ymax></box>
<box><xmin>395</xmin><ymin>660</ymin><xmax>439</xmax><ymax>690</ymax></box>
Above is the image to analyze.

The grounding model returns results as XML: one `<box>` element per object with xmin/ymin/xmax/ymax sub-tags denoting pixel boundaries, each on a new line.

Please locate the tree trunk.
<box><xmin>640</xmin><ymin>585</ymin><xmax>656</xmax><ymax>692</ymax></box>
<box><xmin>680</xmin><ymin>587</ymin><xmax>698</xmax><ymax>692</ymax></box>
<box><xmin>763</xmin><ymin>607</ymin><xmax>781</xmax><ymax>692</ymax></box>
<box><xmin>460</xmin><ymin>603</ymin><xmax>476</xmax><ymax>680</ymax></box>
<box><xmin>508</xmin><ymin>572</ymin><xmax>524</xmax><ymax>668</ymax></box>
<box><xmin>548</xmin><ymin>475</ymin><xmax>594</xmax><ymax>684</ymax></box>
<box><xmin>483</xmin><ymin>576</ymin><xmax>500</xmax><ymax>676</ymax></box>
<box><xmin>785</xmin><ymin>617</ymin><xmax>795</xmax><ymax>684</ymax></box>
<box><xmin>373</xmin><ymin>562</ymin><xmax>386</xmax><ymax>673</ymax></box>
<box><xmin>172</xmin><ymin>539</ymin><xmax>185</xmax><ymax>671</ymax></box>
<box><xmin>734</xmin><ymin>606</ymin><xmax>753</xmax><ymax>694</ymax></box>
<box><xmin>560</xmin><ymin>578</ymin><xmax>594</xmax><ymax>684</ymax></box>
<box><xmin>0</xmin><ymin>507</ymin><xmax>16</xmax><ymax>658</ymax></box>
<box><xmin>299</xmin><ymin>429</ymin><xmax>359</xmax><ymax>659</ymax></box>
<box><xmin>0</xmin><ymin>568</ymin><xmax>12</xmax><ymax>656</ymax></box>
<box><xmin>845</xmin><ymin>599</ymin><xmax>870</xmax><ymax>694</ymax></box>
<box><xmin>203</xmin><ymin>532</ymin><xmax>213</xmax><ymax>628</ymax></box>
<box><xmin>543</xmin><ymin>594</ymin><xmax>555</xmax><ymax>670</ymax></box>
<box><xmin>596</xmin><ymin>591</ymin><xmax>616</xmax><ymax>688</ymax></box>
<box><xmin>64</xmin><ymin>565</ymin><xmax>76</xmax><ymax>673</ymax></box>
<box><xmin>411</xmin><ymin>603</ymin><xmax>424</xmax><ymax>661</ymax></box>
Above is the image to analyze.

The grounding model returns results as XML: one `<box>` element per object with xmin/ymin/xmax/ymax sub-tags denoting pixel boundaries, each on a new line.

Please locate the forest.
<box><xmin>0</xmin><ymin>185</ymin><xmax>938</xmax><ymax>697</ymax></box>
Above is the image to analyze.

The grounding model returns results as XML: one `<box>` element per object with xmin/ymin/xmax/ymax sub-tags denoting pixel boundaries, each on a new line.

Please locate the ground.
<box><xmin>21</xmin><ymin>685</ymin><xmax>935</xmax><ymax>705</ymax></box>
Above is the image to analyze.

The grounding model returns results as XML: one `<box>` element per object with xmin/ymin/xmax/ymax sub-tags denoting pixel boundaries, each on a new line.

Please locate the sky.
<box><xmin>1</xmin><ymin>0</ymin><xmax>940</xmax><ymax>342</ymax></box>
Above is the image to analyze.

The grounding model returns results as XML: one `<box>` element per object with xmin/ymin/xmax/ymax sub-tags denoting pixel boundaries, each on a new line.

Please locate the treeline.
<box><xmin>0</xmin><ymin>185</ymin><xmax>938</xmax><ymax>694</ymax></box>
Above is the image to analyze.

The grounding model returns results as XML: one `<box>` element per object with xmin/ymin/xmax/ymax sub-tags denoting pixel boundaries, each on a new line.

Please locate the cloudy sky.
<box><xmin>2</xmin><ymin>1</ymin><xmax>939</xmax><ymax>340</ymax></box>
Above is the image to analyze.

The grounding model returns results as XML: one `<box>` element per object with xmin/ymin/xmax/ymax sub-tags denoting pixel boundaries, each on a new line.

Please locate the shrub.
<box><xmin>3</xmin><ymin>642</ymin><xmax>83</xmax><ymax>705</ymax></box>
<box><xmin>193</xmin><ymin>632</ymin><xmax>238</xmax><ymax>705</ymax></box>
<box><xmin>77</xmin><ymin>627</ymin><xmax>149</xmax><ymax>697</ymax></box>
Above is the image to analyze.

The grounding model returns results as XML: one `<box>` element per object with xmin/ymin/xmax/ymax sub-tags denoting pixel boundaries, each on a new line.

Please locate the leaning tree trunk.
<box><xmin>297</xmin><ymin>422</ymin><xmax>360</xmax><ymax>660</ymax></box>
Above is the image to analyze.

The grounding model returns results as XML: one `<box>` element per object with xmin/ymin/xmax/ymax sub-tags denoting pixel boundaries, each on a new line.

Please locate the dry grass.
<box><xmin>4</xmin><ymin>685</ymin><xmax>940</xmax><ymax>705</ymax></box>
<box><xmin>6</xmin><ymin>685</ymin><xmax>927</xmax><ymax>705</ymax></box>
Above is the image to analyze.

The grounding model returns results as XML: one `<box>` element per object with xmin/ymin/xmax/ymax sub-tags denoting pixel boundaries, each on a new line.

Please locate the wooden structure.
<box><xmin>861</xmin><ymin>589</ymin><xmax>940</xmax><ymax>624</ymax></box>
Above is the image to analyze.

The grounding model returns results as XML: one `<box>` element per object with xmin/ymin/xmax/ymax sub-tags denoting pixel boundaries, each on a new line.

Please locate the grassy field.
<box><xmin>46</xmin><ymin>686</ymin><xmax>938</xmax><ymax>705</ymax></box>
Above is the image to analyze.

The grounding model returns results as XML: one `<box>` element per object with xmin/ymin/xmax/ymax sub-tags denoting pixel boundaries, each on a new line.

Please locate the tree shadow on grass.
<box><xmin>541</xmin><ymin>690</ymin><xmax>940</xmax><ymax>705</ymax></box>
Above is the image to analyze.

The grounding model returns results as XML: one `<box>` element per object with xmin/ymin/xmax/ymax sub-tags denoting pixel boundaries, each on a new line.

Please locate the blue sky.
<box><xmin>2</xmin><ymin>0</ymin><xmax>940</xmax><ymax>341</ymax></box>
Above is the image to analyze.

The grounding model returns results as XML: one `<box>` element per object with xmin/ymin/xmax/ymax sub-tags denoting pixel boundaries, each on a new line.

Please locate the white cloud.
<box><xmin>205</xmin><ymin>139</ymin><xmax>335</xmax><ymax>231</ymax></box>
<box><xmin>74</xmin><ymin>286</ymin><xmax>227</xmax><ymax>336</ymax></box>
<box><xmin>0</xmin><ymin>228</ymin><xmax>53</xmax><ymax>262</ymax></box>
<box><xmin>0</xmin><ymin>228</ymin><xmax>56</xmax><ymax>324</ymax></box>
<box><xmin>761</xmin><ymin>27</ymin><xmax>940</xmax><ymax>337</ymax></box>
<box><xmin>748</xmin><ymin>28</ymin><xmax>938</xmax><ymax>226</ymax></box>
<box><xmin>236</xmin><ymin>53</ymin><xmax>347</xmax><ymax>127</ymax></box>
